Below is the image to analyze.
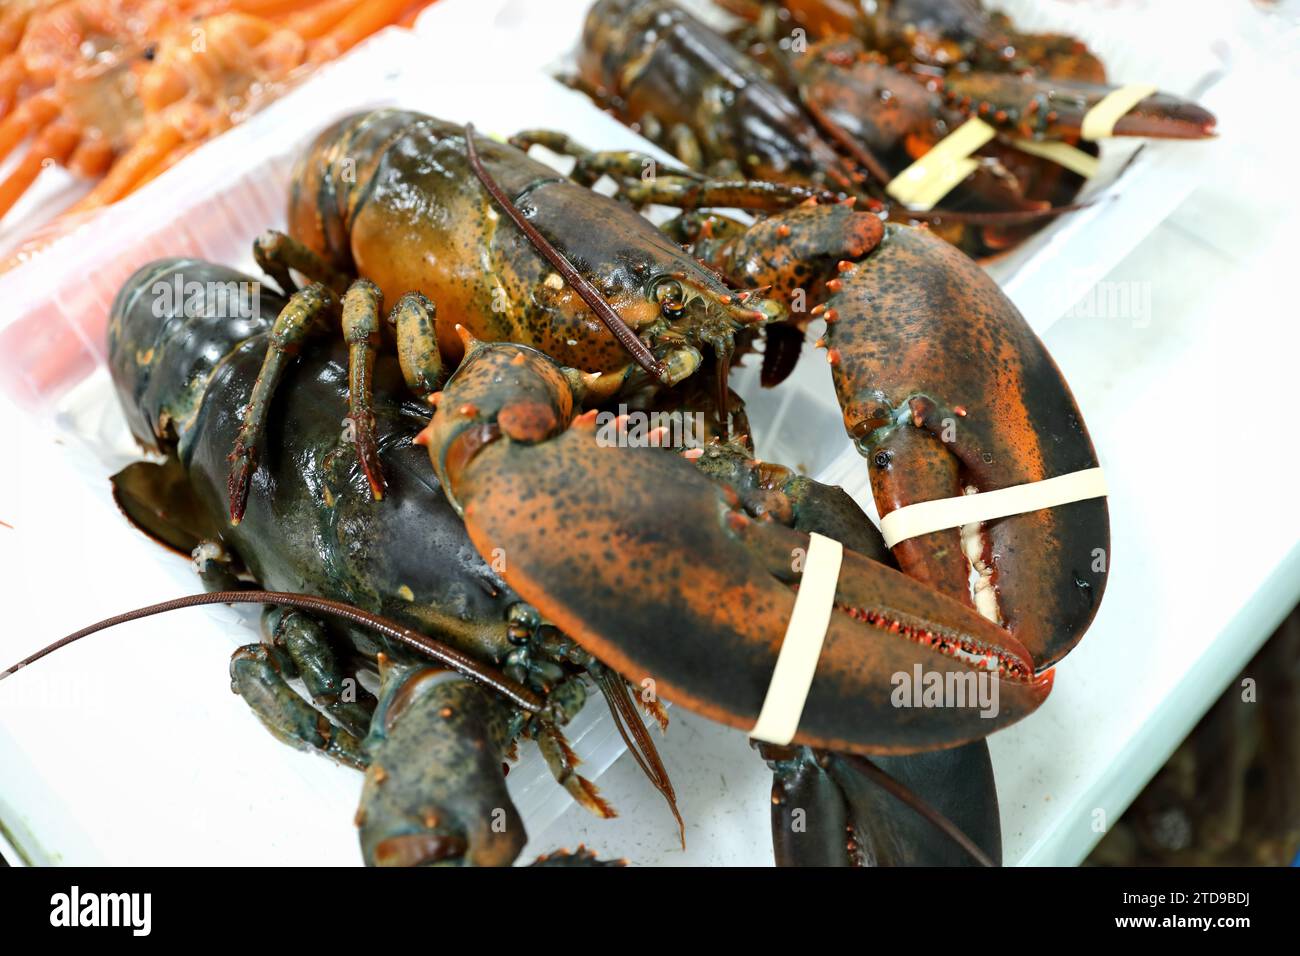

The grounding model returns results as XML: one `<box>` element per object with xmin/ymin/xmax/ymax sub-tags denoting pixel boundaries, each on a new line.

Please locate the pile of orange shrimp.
<box><xmin>0</xmin><ymin>0</ymin><xmax>432</xmax><ymax>242</ymax></box>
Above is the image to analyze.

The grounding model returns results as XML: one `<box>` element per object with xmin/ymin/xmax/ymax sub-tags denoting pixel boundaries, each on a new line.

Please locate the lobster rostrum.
<box><xmin>102</xmin><ymin>258</ymin><xmax>672</xmax><ymax>865</ymax></box>
<box><xmin>412</xmin><ymin>334</ymin><xmax>1052</xmax><ymax>754</ymax></box>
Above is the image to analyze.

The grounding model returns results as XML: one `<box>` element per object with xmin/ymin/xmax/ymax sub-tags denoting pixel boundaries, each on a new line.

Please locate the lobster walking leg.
<box><xmin>228</xmin><ymin>283</ymin><xmax>337</xmax><ymax>523</ymax></box>
<box><xmin>229</xmin><ymin>643</ymin><xmax>368</xmax><ymax>770</ymax></box>
<box><xmin>253</xmin><ymin>229</ymin><xmax>350</xmax><ymax>296</ymax></box>
<box><xmin>390</xmin><ymin>291</ymin><xmax>442</xmax><ymax>399</ymax></box>
<box><xmin>263</xmin><ymin>607</ymin><xmax>377</xmax><ymax>739</ymax></box>
<box><xmin>341</xmin><ymin>279</ymin><xmax>387</xmax><ymax>499</ymax></box>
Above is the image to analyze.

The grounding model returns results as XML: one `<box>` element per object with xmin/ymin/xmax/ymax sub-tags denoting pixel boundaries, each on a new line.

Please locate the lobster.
<box><xmin>574</xmin><ymin>0</ymin><xmax>1214</xmax><ymax>258</ymax></box>
<box><xmin>101</xmin><ymin>257</ymin><xmax>669</xmax><ymax>865</ymax></box>
<box><xmin>79</xmin><ymin>102</ymin><xmax>1114</xmax><ymax>862</ymax></box>
<box><xmin>715</xmin><ymin>0</ymin><xmax>1111</xmax><ymax>80</ymax></box>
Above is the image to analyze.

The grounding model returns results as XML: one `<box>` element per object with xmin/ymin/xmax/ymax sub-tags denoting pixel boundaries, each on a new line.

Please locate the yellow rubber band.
<box><xmin>750</xmin><ymin>532</ymin><xmax>844</xmax><ymax>745</ymax></box>
<box><xmin>879</xmin><ymin>467</ymin><xmax>1108</xmax><ymax>550</ymax></box>
<box><xmin>885</xmin><ymin>117</ymin><xmax>996</xmax><ymax>211</ymax></box>
<box><xmin>1080</xmin><ymin>84</ymin><xmax>1157</xmax><ymax>141</ymax></box>
<box><xmin>1011</xmin><ymin>137</ymin><xmax>1100</xmax><ymax>178</ymax></box>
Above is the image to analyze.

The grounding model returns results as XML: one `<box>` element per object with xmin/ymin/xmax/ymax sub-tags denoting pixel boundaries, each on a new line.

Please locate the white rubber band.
<box><xmin>1080</xmin><ymin>84</ymin><xmax>1157</xmax><ymax>141</ymax></box>
<box><xmin>1011</xmin><ymin>138</ymin><xmax>1100</xmax><ymax>179</ymax></box>
<box><xmin>879</xmin><ymin>467</ymin><xmax>1108</xmax><ymax>550</ymax></box>
<box><xmin>750</xmin><ymin>532</ymin><xmax>844</xmax><ymax>745</ymax></box>
<box><xmin>885</xmin><ymin>117</ymin><xmax>996</xmax><ymax>211</ymax></box>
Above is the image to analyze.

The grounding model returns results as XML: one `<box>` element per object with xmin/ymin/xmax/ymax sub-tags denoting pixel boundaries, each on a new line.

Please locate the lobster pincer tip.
<box><xmin>226</xmin><ymin>445</ymin><xmax>255</xmax><ymax>525</ymax></box>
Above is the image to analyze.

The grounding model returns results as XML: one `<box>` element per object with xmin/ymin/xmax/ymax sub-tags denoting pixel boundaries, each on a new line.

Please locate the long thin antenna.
<box><xmin>464</xmin><ymin>124</ymin><xmax>668</xmax><ymax>385</ymax></box>
<box><xmin>1</xmin><ymin>590</ymin><xmax>543</xmax><ymax>714</ymax></box>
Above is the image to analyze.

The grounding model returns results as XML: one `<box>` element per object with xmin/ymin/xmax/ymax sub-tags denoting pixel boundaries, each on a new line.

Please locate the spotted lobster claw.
<box><xmin>821</xmin><ymin>222</ymin><xmax>1110</xmax><ymax>669</ymax></box>
<box><xmin>415</xmin><ymin>338</ymin><xmax>1051</xmax><ymax>755</ymax></box>
<box><xmin>358</xmin><ymin>660</ymin><xmax>525</xmax><ymax>867</ymax></box>
<box><xmin>683</xmin><ymin>202</ymin><xmax>1108</xmax><ymax>670</ymax></box>
<box><xmin>936</xmin><ymin>71</ymin><xmax>1217</xmax><ymax>141</ymax></box>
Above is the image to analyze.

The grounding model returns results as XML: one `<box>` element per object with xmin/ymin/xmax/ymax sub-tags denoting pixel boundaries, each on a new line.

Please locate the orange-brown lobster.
<box><xmin>575</xmin><ymin>0</ymin><xmax>1214</xmax><ymax>258</ymax></box>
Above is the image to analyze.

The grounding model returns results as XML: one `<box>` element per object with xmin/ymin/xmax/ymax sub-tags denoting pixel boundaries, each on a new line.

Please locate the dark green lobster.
<box><xmin>105</xmin><ymin>257</ymin><xmax>662</xmax><ymax>866</ymax></box>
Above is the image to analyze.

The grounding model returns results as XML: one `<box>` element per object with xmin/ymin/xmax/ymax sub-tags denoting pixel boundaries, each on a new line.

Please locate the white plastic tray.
<box><xmin>0</xmin><ymin>0</ymin><xmax>1238</xmax><ymax>866</ymax></box>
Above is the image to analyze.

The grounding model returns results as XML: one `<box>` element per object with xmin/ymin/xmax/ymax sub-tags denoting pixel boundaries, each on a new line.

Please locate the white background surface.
<box><xmin>1</xmin><ymin>0</ymin><xmax>1298</xmax><ymax>866</ymax></box>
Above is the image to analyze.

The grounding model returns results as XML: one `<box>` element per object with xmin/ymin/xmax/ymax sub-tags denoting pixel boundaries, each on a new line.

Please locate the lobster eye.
<box><xmin>653</xmin><ymin>279</ymin><xmax>685</xmax><ymax>317</ymax></box>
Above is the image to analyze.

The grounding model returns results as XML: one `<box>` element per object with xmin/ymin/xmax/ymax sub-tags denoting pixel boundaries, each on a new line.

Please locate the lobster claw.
<box><xmin>418</xmin><ymin>342</ymin><xmax>1052</xmax><ymax>755</ymax></box>
<box><xmin>938</xmin><ymin>71</ymin><xmax>1217</xmax><ymax>141</ymax></box>
<box><xmin>357</xmin><ymin>662</ymin><xmax>526</xmax><ymax>867</ymax></box>
<box><xmin>823</xmin><ymin>223</ymin><xmax>1109</xmax><ymax>669</ymax></box>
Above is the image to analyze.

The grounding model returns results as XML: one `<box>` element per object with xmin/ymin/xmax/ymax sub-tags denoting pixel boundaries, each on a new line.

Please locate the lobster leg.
<box><xmin>515</xmin><ymin>127</ymin><xmax>833</xmax><ymax>209</ymax></box>
<box><xmin>227</xmin><ymin>283</ymin><xmax>337</xmax><ymax>523</ymax></box>
<box><xmin>937</xmin><ymin>72</ymin><xmax>1217</xmax><ymax>141</ymax></box>
<box><xmin>340</xmin><ymin>279</ymin><xmax>387</xmax><ymax>500</ymax></box>
<box><xmin>821</xmin><ymin>223</ymin><xmax>1109</xmax><ymax>667</ymax></box>
<box><xmin>533</xmin><ymin>721</ymin><xmax>617</xmax><ymax>820</ymax></box>
<box><xmin>357</xmin><ymin>660</ymin><xmax>527</xmax><ymax>867</ymax></box>
<box><xmin>698</xmin><ymin>204</ymin><xmax>1108</xmax><ymax>668</ymax></box>
<box><xmin>508</xmin><ymin>130</ymin><xmax>669</xmax><ymax>187</ymax></box>
<box><xmin>696</xmin><ymin>440</ymin><xmax>1002</xmax><ymax>866</ymax></box>
<box><xmin>229</xmin><ymin>643</ymin><xmax>368</xmax><ymax>769</ymax></box>
<box><xmin>389</xmin><ymin>290</ymin><xmax>442</xmax><ymax>398</ymax></box>
<box><xmin>262</xmin><ymin>607</ymin><xmax>376</xmax><ymax>739</ymax></box>
<box><xmin>253</xmin><ymin>228</ymin><xmax>351</xmax><ymax>297</ymax></box>
<box><xmin>617</xmin><ymin>174</ymin><xmax>832</xmax><ymax>210</ymax></box>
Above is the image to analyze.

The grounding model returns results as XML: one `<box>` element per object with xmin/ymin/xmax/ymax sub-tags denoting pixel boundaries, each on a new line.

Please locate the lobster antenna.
<box><xmin>0</xmin><ymin>590</ymin><xmax>544</xmax><ymax>714</ymax></box>
<box><xmin>463</xmin><ymin>123</ymin><xmax>669</xmax><ymax>386</ymax></box>
<box><xmin>593</xmin><ymin>668</ymin><xmax>685</xmax><ymax>847</ymax></box>
<box><xmin>845</xmin><ymin>754</ymin><xmax>996</xmax><ymax>867</ymax></box>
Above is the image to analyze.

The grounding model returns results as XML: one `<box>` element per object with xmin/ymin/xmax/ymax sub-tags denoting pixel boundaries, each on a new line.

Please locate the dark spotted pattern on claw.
<box><xmin>823</xmin><ymin>223</ymin><xmax>1109</xmax><ymax>668</ymax></box>
<box><xmin>418</xmin><ymin>342</ymin><xmax>1052</xmax><ymax>755</ymax></box>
